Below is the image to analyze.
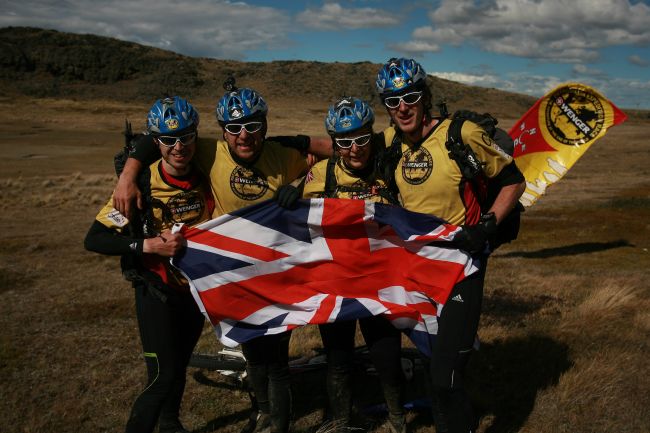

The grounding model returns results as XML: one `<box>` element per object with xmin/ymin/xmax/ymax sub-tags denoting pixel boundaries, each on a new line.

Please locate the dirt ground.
<box><xmin>0</xmin><ymin>95</ymin><xmax>649</xmax><ymax>433</ymax></box>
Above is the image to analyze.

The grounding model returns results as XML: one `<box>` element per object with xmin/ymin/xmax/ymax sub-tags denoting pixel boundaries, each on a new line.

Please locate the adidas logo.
<box><xmin>451</xmin><ymin>294</ymin><xmax>464</xmax><ymax>303</ymax></box>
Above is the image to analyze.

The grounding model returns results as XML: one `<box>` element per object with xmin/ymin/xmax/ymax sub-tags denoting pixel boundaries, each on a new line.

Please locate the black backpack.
<box><xmin>445</xmin><ymin>110</ymin><xmax>523</xmax><ymax>249</ymax></box>
<box><xmin>378</xmin><ymin>110</ymin><xmax>523</xmax><ymax>250</ymax></box>
<box><xmin>114</xmin><ymin>120</ymin><xmax>159</xmax><ymax>237</ymax></box>
<box><xmin>113</xmin><ymin>120</ymin><xmax>173</xmax><ymax>301</ymax></box>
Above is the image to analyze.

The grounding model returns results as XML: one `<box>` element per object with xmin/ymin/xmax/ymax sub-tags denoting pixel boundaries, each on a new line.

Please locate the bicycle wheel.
<box><xmin>188</xmin><ymin>352</ymin><xmax>247</xmax><ymax>371</ymax></box>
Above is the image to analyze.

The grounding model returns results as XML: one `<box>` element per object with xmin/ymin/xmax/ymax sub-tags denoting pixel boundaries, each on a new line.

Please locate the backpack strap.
<box><xmin>446</xmin><ymin>118</ymin><xmax>484</xmax><ymax>180</ymax></box>
<box><xmin>446</xmin><ymin>118</ymin><xmax>488</xmax><ymax>210</ymax></box>
<box><xmin>324</xmin><ymin>153</ymin><xmax>400</xmax><ymax>206</ymax></box>
<box><xmin>324</xmin><ymin>156</ymin><xmax>338</xmax><ymax>198</ymax></box>
<box><xmin>375</xmin><ymin>186</ymin><xmax>400</xmax><ymax>206</ymax></box>
<box><xmin>375</xmin><ymin>129</ymin><xmax>403</xmax><ymax>195</ymax></box>
<box><xmin>324</xmin><ymin>156</ymin><xmax>369</xmax><ymax>197</ymax></box>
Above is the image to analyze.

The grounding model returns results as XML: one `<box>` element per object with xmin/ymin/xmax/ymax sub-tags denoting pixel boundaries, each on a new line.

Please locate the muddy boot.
<box><xmin>431</xmin><ymin>387</ymin><xmax>475</xmax><ymax>433</ymax></box>
<box><xmin>253</xmin><ymin>412</ymin><xmax>272</xmax><ymax>433</ymax></box>
<box><xmin>382</xmin><ymin>384</ymin><xmax>405</xmax><ymax>433</ymax></box>
<box><xmin>158</xmin><ymin>417</ymin><xmax>189</xmax><ymax>433</ymax></box>
<box><xmin>268</xmin><ymin>364</ymin><xmax>292</xmax><ymax>433</ymax></box>
<box><xmin>325</xmin><ymin>368</ymin><xmax>352</xmax><ymax>429</ymax></box>
<box><xmin>246</xmin><ymin>364</ymin><xmax>272</xmax><ymax>432</ymax></box>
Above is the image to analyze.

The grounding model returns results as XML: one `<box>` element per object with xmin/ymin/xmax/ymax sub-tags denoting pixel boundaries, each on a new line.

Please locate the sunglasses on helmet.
<box><xmin>383</xmin><ymin>91</ymin><xmax>423</xmax><ymax>109</ymax></box>
<box><xmin>224</xmin><ymin>121</ymin><xmax>264</xmax><ymax>135</ymax></box>
<box><xmin>155</xmin><ymin>132</ymin><xmax>197</xmax><ymax>148</ymax></box>
<box><xmin>334</xmin><ymin>133</ymin><xmax>372</xmax><ymax>149</ymax></box>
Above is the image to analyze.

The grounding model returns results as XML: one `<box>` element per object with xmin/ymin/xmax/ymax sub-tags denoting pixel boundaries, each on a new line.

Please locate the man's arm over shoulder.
<box><xmin>113</xmin><ymin>134</ymin><xmax>159</xmax><ymax>218</ymax></box>
<box><xmin>270</xmin><ymin>134</ymin><xmax>333</xmax><ymax>162</ymax></box>
<box><xmin>113</xmin><ymin>158</ymin><xmax>144</xmax><ymax>218</ymax></box>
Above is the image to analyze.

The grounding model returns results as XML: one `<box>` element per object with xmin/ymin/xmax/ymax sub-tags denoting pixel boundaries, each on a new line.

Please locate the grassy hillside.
<box><xmin>4</xmin><ymin>26</ymin><xmax>648</xmax><ymax>123</ymax></box>
<box><xmin>0</xmin><ymin>26</ymin><xmax>538</xmax><ymax>119</ymax></box>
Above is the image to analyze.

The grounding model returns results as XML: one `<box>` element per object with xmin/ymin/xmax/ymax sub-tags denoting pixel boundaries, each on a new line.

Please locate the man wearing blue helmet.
<box><xmin>303</xmin><ymin>96</ymin><xmax>398</xmax><ymax>203</ymax></box>
<box><xmin>114</xmin><ymin>86</ymin><xmax>330</xmax><ymax>219</ymax></box>
<box><xmin>301</xmin><ymin>97</ymin><xmax>404</xmax><ymax>433</ymax></box>
<box><xmin>376</xmin><ymin>58</ymin><xmax>526</xmax><ymax>433</ymax></box>
<box><xmin>85</xmin><ymin>96</ymin><xmax>212</xmax><ymax>433</ymax></box>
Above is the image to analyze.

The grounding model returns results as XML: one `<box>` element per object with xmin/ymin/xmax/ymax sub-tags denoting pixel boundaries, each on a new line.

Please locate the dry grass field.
<box><xmin>1</xmin><ymin>54</ymin><xmax>650</xmax><ymax>433</ymax></box>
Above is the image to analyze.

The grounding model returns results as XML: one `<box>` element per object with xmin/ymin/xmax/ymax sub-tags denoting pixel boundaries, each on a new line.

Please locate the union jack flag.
<box><xmin>172</xmin><ymin>198</ymin><xmax>478</xmax><ymax>356</ymax></box>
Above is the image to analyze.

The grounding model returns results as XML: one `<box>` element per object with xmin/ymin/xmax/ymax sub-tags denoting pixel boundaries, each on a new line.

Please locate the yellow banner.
<box><xmin>508</xmin><ymin>83</ymin><xmax>627</xmax><ymax>207</ymax></box>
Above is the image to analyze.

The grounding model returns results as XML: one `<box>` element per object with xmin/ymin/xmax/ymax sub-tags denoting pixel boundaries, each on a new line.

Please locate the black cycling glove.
<box><xmin>454</xmin><ymin>212</ymin><xmax>497</xmax><ymax>254</ymax></box>
<box><xmin>274</xmin><ymin>184</ymin><xmax>301</xmax><ymax>209</ymax></box>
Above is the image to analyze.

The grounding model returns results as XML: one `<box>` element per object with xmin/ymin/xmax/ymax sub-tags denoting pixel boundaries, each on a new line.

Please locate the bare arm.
<box><xmin>488</xmin><ymin>180</ymin><xmax>526</xmax><ymax>224</ymax></box>
<box><xmin>307</xmin><ymin>136</ymin><xmax>333</xmax><ymax>159</ymax></box>
<box><xmin>113</xmin><ymin>158</ymin><xmax>143</xmax><ymax>219</ymax></box>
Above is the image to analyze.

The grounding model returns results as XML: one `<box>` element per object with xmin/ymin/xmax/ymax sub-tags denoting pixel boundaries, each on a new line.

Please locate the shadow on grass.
<box><xmin>469</xmin><ymin>335</ymin><xmax>573</xmax><ymax>433</ymax></box>
<box><xmin>497</xmin><ymin>239</ymin><xmax>633</xmax><ymax>259</ymax></box>
<box><xmin>482</xmin><ymin>289</ymin><xmax>561</xmax><ymax>328</ymax></box>
<box><xmin>188</xmin><ymin>337</ymin><xmax>571</xmax><ymax>433</ymax></box>
<box><xmin>190</xmin><ymin>406</ymin><xmax>255</xmax><ymax>433</ymax></box>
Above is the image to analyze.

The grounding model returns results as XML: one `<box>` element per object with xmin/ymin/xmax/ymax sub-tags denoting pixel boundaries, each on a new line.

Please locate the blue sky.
<box><xmin>2</xmin><ymin>0</ymin><xmax>650</xmax><ymax>109</ymax></box>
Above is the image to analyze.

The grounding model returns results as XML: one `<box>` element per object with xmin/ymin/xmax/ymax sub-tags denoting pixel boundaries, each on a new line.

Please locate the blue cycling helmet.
<box><xmin>325</xmin><ymin>97</ymin><xmax>374</xmax><ymax>135</ymax></box>
<box><xmin>375</xmin><ymin>57</ymin><xmax>428</xmax><ymax>96</ymax></box>
<box><xmin>146</xmin><ymin>96</ymin><xmax>199</xmax><ymax>135</ymax></box>
<box><xmin>216</xmin><ymin>87</ymin><xmax>268</xmax><ymax>124</ymax></box>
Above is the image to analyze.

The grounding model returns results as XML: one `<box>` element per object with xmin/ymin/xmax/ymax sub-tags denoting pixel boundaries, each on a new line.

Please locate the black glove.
<box><xmin>274</xmin><ymin>184</ymin><xmax>300</xmax><ymax>209</ymax></box>
<box><xmin>454</xmin><ymin>212</ymin><xmax>497</xmax><ymax>254</ymax></box>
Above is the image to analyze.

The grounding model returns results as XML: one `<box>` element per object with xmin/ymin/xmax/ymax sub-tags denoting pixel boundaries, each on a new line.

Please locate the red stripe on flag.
<box><xmin>196</xmin><ymin>244</ymin><xmax>465</xmax><ymax>322</ymax></box>
<box><xmin>187</xmin><ymin>227</ymin><xmax>290</xmax><ymax>262</ymax></box>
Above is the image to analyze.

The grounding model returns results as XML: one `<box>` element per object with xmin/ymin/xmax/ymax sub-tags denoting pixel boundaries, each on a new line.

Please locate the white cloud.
<box><xmin>429</xmin><ymin>71</ymin><xmax>501</xmax><ymax>87</ymax></box>
<box><xmin>389</xmin><ymin>40</ymin><xmax>442</xmax><ymax>56</ymax></box>
<box><xmin>571</xmin><ymin>64</ymin><xmax>607</xmax><ymax>78</ymax></box>
<box><xmin>433</xmin><ymin>68</ymin><xmax>650</xmax><ymax>109</ymax></box>
<box><xmin>403</xmin><ymin>0</ymin><xmax>650</xmax><ymax>63</ymax></box>
<box><xmin>629</xmin><ymin>55</ymin><xmax>649</xmax><ymax>67</ymax></box>
<box><xmin>0</xmin><ymin>0</ymin><xmax>292</xmax><ymax>59</ymax></box>
<box><xmin>295</xmin><ymin>2</ymin><xmax>399</xmax><ymax>30</ymax></box>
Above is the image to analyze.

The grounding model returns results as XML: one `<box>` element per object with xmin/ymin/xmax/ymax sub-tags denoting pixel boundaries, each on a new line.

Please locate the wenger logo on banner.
<box><xmin>509</xmin><ymin>83</ymin><xmax>627</xmax><ymax>207</ymax></box>
<box><xmin>172</xmin><ymin>198</ymin><xmax>478</xmax><ymax>356</ymax></box>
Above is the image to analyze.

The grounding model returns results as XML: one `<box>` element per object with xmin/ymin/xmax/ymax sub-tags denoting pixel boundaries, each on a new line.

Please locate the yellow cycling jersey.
<box><xmin>193</xmin><ymin>137</ymin><xmax>309</xmax><ymax>217</ymax></box>
<box><xmin>383</xmin><ymin>119</ymin><xmax>513</xmax><ymax>225</ymax></box>
<box><xmin>95</xmin><ymin>160</ymin><xmax>214</xmax><ymax>289</ymax></box>
<box><xmin>303</xmin><ymin>157</ymin><xmax>395</xmax><ymax>204</ymax></box>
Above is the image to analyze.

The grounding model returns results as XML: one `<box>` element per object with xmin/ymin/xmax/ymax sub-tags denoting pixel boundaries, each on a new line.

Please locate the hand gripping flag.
<box><xmin>172</xmin><ymin>198</ymin><xmax>478</xmax><ymax>356</ymax></box>
<box><xmin>509</xmin><ymin>82</ymin><xmax>627</xmax><ymax>207</ymax></box>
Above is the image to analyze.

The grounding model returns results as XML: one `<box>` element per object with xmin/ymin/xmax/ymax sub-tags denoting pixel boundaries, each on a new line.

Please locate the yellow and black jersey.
<box><xmin>193</xmin><ymin>137</ymin><xmax>309</xmax><ymax>217</ymax></box>
<box><xmin>95</xmin><ymin>160</ymin><xmax>214</xmax><ymax>290</ymax></box>
<box><xmin>382</xmin><ymin>119</ymin><xmax>513</xmax><ymax>225</ymax></box>
<box><xmin>303</xmin><ymin>157</ymin><xmax>396</xmax><ymax>204</ymax></box>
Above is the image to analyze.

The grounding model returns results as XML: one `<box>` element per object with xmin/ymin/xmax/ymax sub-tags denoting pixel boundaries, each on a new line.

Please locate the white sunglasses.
<box><xmin>155</xmin><ymin>132</ymin><xmax>197</xmax><ymax>148</ymax></box>
<box><xmin>383</xmin><ymin>91</ymin><xmax>423</xmax><ymax>109</ymax></box>
<box><xmin>224</xmin><ymin>121</ymin><xmax>263</xmax><ymax>135</ymax></box>
<box><xmin>334</xmin><ymin>133</ymin><xmax>372</xmax><ymax>149</ymax></box>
